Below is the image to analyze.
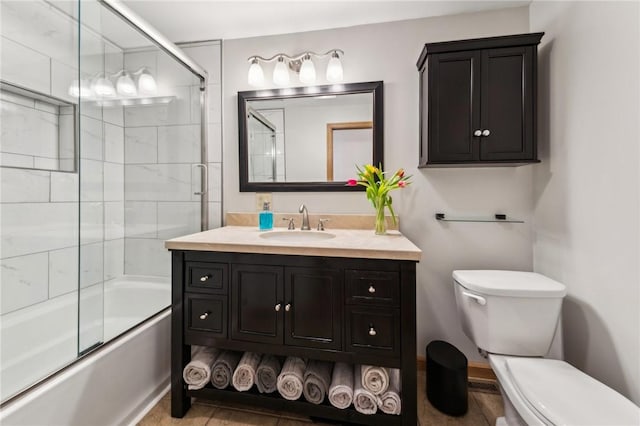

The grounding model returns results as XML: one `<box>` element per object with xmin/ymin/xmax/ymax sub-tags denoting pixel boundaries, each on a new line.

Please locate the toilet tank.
<box><xmin>453</xmin><ymin>270</ymin><xmax>567</xmax><ymax>356</ymax></box>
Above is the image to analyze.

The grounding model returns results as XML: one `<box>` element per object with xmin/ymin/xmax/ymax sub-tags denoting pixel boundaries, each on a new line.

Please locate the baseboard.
<box><xmin>417</xmin><ymin>355</ymin><xmax>497</xmax><ymax>382</ymax></box>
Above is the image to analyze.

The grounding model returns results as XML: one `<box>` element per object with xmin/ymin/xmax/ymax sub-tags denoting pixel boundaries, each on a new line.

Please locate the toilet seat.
<box><xmin>502</xmin><ymin>356</ymin><xmax>640</xmax><ymax>426</ymax></box>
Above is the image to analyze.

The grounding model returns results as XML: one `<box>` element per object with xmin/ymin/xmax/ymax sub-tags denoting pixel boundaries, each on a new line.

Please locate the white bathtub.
<box><xmin>0</xmin><ymin>276</ymin><xmax>171</xmax><ymax>425</ymax></box>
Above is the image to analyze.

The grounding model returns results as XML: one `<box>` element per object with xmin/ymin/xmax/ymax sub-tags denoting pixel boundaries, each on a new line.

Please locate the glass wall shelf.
<box><xmin>435</xmin><ymin>213</ymin><xmax>524</xmax><ymax>223</ymax></box>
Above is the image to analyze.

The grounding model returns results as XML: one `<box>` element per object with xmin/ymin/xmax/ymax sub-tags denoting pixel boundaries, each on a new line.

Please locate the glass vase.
<box><xmin>374</xmin><ymin>203</ymin><xmax>387</xmax><ymax>235</ymax></box>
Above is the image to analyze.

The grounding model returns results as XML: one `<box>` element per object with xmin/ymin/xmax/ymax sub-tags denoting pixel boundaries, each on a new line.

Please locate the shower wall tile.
<box><xmin>124</xmin><ymin>127</ymin><xmax>157</xmax><ymax>164</ymax></box>
<box><xmin>157</xmin><ymin>52</ymin><xmax>196</xmax><ymax>89</ymax></box>
<box><xmin>80</xmin><ymin>159</ymin><xmax>103</xmax><ymax>202</ymax></box>
<box><xmin>80</xmin><ymin>242</ymin><xmax>103</xmax><ymax>289</ymax></box>
<box><xmin>0</xmin><ymin>89</ymin><xmax>35</xmax><ymax>108</ymax></box>
<box><xmin>51</xmin><ymin>59</ymin><xmax>77</xmax><ymax>103</ymax></box>
<box><xmin>208</xmin><ymin>201</ymin><xmax>222</xmax><ymax>229</ymax></box>
<box><xmin>104</xmin><ymin>44</ymin><xmax>123</xmax><ymax>77</ymax></box>
<box><xmin>124</xmin><ymin>201</ymin><xmax>157</xmax><ymax>238</ymax></box>
<box><xmin>208</xmin><ymin>162</ymin><xmax>222</xmax><ymax>202</ymax></box>
<box><xmin>103</xmin><ymin>162</ymin><xmax>124</xmax><ymax>201</ymax></box>
<box><xmin>157</xmin><ymin>124</ymin><xmax>200</xmax><ymax>163</ymax></box>
<box><xmin>207</xmin><ymin>123</ymin><xmax>222</xmax><ymax>163</ymax></box>
<box><xmin>0</xmin><ymin>202</ymin><xmax>78</xmax><ymax>259</ymax></box>
<box><xmin>105</xmin><ymin>201</ymin><xmax>124</xmax><ymax>240</ymax></box>
<box><xmin>0</xmin><ymin>152</ymin><xmax>33</xmax><ymax>168</ymax></box>
<box><xmin>0</xmin><ymin>168</ymin><xmax>50</xmax><ymax>203</ymax></box>
<box><xmin>104</xmin><ymin>239</ymin><xmax>124</xmax><ymax>281</ymax></box>
<box><xmin>190</xmin><ymin>85</ymin><xmax>201</xmax><ymax>125</ymax></box>
<box><xmin>80</xmin><ymin>116</ymin><xmax>104</xmax><ymax>161</ymax></box>
<box><xmin>80</xmin><ymin>201</ymin><xmax>103</xmax><ymax>245</ymax></box>
<box><xmin>51</xmin><ymin>171</ymin><xmax>79</xmax><ymax>202</ymax></box>
<box><xmin>0</xmin><ymin>37</ymin><xmax>50</xmax><ymax>95</ymax></box>
<box><xmin>124</xmin><ymin>86</ymin><xmax>190</xmax><ymax>127</ymax></box>
<box><xmin>124</xmin><ymin>238</ymin><xmax>170</xmax><ymax>277</ymax></box>
<box><xmin>207</xmin><ymin>84</ymin><xmax>222</xmax><ymax>124</ymax></box>
<box><xmin>104</xmin><ymin>123</ymin><xmax>124</xmax><ymax>163</ymax></box>
<box><xmin>124</xmin><ymin>164</ymin><xmax>194</xmax><ymax>201</ymax></box>
<box><xmin>79</xmin><ymin>282</ymin><xmax>104</xmax><ymax>352</ymax></box>
<box><xmin>0</xmin><ymin>252</ymin><xmax>49</xmax><ymax>314</ymax></box>
<box><xmin>157</xmin><ymin>201</ymin><xmax>200</xmax><ymax>240</ymax></box>
<box><xmin>33</xmin><ymin>157</ymin><xmax>59</xmax><ymax>170</ymax></box>
<box><xmin>103</xmin><ymin>106</ymin><xmax>124</xmax><ymax>127</ymax></box>
<box><xmin>49</xmin><ymin>246</ymin><xmax>79</xmax><ymax>298</ymax></box>
<box><xmin>1</xmin><ymin>100</ymin><xmax>59</xmax><ymax>159</ymax></box>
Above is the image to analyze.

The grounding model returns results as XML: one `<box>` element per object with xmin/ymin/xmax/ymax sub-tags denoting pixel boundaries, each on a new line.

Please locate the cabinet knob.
<box><xmin>275</xmin><ymin>303</ymin><xmax>281</xmax><ymax>312</ymax></box>
<box><xmin>473</xmin><ymin>130</ymin><xmax>482</xmax><ymax>137</ymax></box>
<box><xmin>368</xmin><ymin>326</ymin><xmax>377</xmax><ymax>336</ymax></box>
<box><xmin>368</xmin><ymin>285</ymin><xmax>376</xmax><ymax>294</ymax></box>
<box><xmin>199</xmin><ymin>312</ymin><xmax>209</xmax><ymax>320</ymax></box>
<box><xmin>199</xmin><ymin>275</ymin><xmax>210</xmax><ymax>282</ymax></box>
<box><xmin>482</xmin><ymin>129</ymin><xmax>491</xmax><ymax>137</ymax></box>
<box><xmin>285</xmin><ymin>303</ymin><xmax>291</xmax><ymax>312</ymax></box>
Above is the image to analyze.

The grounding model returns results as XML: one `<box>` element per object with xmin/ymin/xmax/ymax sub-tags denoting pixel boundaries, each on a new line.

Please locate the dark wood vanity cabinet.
<box><xmin>417</xmin><ymin>32</ymin><xmax>544</xmax><ymax>167</ymax></box>
<box><xmin>171</xmin><ymin>250</ymin><xmax>417</xmax><ymax>426</ymax></box>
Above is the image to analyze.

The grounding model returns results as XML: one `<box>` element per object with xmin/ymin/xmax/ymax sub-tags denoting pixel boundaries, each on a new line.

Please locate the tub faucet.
<box><xmin>299</xmin><ymin>204</ymin><xmax>310</xmax><ymax>230</ymax></box>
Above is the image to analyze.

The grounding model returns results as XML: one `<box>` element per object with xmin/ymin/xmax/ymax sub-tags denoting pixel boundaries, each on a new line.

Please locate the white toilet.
<box><xmin>453</xmin><ymin>270</ymin><xmax>640</xmax><ymax>426</ymax></box>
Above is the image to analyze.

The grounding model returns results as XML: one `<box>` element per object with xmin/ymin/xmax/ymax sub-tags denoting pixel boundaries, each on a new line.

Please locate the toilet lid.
<box><xmin>452</xmin><ymin>270</ymin><xmax>566</xmax><ymax>298</ymax></box>
<box><xmin>506</xmin><ymin>358</ymin><xmax>640</xmax><ymax>425</ymax></box>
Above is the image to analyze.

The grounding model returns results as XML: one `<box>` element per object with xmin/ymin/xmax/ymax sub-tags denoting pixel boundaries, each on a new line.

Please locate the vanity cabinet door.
<box><xmin>230</xmin><ymin>264</ymin><xmax>284</xmax><ymax>345</ymax></box>
<box><xmin>284</xmin><ymin>267</ymin><xmax>342</xmax><ymax>350</ymax></box>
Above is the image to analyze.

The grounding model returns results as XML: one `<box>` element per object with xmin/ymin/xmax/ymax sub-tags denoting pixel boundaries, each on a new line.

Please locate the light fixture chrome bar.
<box><xmin>247</xmin><ymin>49</ymin><xmax>344</xmax><ymax>63</ymax></box>
<box><xmin>99</xmin><ymin>0</ymin><xmax>208</xmax><ymax>80</ymax></box>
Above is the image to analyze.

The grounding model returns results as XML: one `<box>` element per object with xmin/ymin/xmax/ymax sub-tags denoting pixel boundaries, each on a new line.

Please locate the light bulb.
<box><xmin>137</xmin><ymin>69</ymin><xmax>157</xmax><ymax>96</ymax></box>
<box><xmin>273</xmin><ymin>57</ymin><xmax>290</xmax><ymax>86</ymax></box>
<box><xmin>247</xmin><ymin>59</ymin><xmax>264</xmax><ymax>87</ymax></box>
<box><xmin>299</xmin><ymin>55</ymin><xmax>316</xmax><ymax>84</ymax></box>
<box><xmin>68</xmin><ymin>79</ymin><xmax>92</xmax><ymax>98</ymax></box>
<box><xmin>116</xmin><ymin>72</ymin><xmax>137</xmax><ymax>96</ymax></box>
<box><xmin>326</xmin><ymin>52</ymin><xmax>343</xmax><ymax>83</ymax></box>
<box><xmin>92</xmin><ymin>76</ymin><xmax>116</xmax><ymax>97</ymax></box>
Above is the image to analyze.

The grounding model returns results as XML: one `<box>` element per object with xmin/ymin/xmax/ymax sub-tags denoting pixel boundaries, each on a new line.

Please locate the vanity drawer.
<box><xmin>346</xmin><ymin>306</ymin><xmax>400</xmax><ymax>357</ymax></box>
<box><xmin>186</xmin><ymin>262</ymin><xmax>228</xmax><ymax>294</ymax></box>
<box><xmin>185</xmin><ymin>294</ymin><xmax>227</xmax><ymax>337</ymax></box>
<box><xmin>345</xmin><ymin>270</ymin><xmax>399</xmax><ymax>307</ymax></box>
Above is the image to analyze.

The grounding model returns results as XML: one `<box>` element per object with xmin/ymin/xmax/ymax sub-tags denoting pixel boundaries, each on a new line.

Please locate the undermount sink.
<box><xmin>259</xmin><ymin>230</ymin><xmax>336</xmax><ymax>242</ymax></box>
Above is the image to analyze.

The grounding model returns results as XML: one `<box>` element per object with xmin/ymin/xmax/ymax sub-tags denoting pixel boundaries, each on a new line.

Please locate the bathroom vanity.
<box><xmin>166</xmin><ymin>226</ymin><xmax>421</xmax><ymax>425</ymax></box>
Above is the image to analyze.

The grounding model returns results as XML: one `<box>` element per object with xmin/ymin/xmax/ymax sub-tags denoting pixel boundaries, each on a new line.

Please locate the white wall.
<box><xmin>530</xmin><ymin>1</ymin><xmax>640</xmax><ymax>404</ymax></box>
<box><xmin>223</xmin><ymin>7</ymin><xmax>533</xmax><ymax>363</ymax></box>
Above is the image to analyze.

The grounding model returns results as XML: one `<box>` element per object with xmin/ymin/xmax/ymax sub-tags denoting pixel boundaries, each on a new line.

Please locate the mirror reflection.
<box><xmin>239</xmin><ymin>81</ymin><xmax>383</xmax><ymax>192</ymax></box>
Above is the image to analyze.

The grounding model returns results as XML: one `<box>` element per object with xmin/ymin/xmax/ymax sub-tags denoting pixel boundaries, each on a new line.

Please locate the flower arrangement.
<box><xmin>348</xmin><ymin>164</ymin><xmax>412</xmax><ymax>234</ymax></box>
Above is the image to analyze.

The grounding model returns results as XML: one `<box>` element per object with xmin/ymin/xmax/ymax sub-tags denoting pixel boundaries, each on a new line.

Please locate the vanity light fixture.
<box><xmin>67</xmin><ymin>67</ymin><xmax>158</xmax><ymax>100</ymax></box>
<box><xmin>136</xmin><ymin>67</ymin><xmax>158</xmax><ymax>96</ymax></box>
<box><xmin>91</xmin><ymin>73</ymin><xmax>116</xmax><ymax>97</ymax></box>
<box><xmin>247</xmin><ymin>49</ymin><xmax>344</xmax><ymax>87</ymax></box>
<box><xmin>115</xmin><ymin>70</ymin><xmax>137</xmax><ymax>96</ymax></box>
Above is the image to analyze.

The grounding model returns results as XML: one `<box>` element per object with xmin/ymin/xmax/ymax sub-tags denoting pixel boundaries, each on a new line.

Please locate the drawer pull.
<box><xmin>199</xmin><ymin>312</ymin><xmax>210</xmax><ymax>320</ymax></box>
<box><xmin>285</xmin><ymin>303</ymin><xmax>291</xmax><ymax>312</ymax></box>
<box><xmin>275</xmin><ymin>303</ymin><xmax>281</xmax><ymax>312</ymax></box>
<box><xmin>482</xmin><ymin>129</ymin><xmax>491</xmax><ymax>137</ymax></box>
<box><xmin>368</xmin><ymin>325</ymin><xmax>377</xmax><ymax>336</ymax></box>
<box><xmin>368</xmin><ymin>285</ymin><xmax>376</xmax><ymax>294</ymax></box>
<box><xmin>199</xmin><ymin>275</ymin><xmax>210</xmax><ymax>282</ymax></box>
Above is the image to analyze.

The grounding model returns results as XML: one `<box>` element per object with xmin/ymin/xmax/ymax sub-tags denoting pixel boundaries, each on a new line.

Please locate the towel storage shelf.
<box><xmin>169</xmin><ymin>250</ymin><xmax>418</xmax><ymax>426</ymax></box>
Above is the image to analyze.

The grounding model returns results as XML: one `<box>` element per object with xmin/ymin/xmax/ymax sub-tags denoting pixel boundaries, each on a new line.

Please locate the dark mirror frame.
<box><xmin>238</xmin><ymin>81</ymin><xmax>384</xmax><ymax>192</ymax></box>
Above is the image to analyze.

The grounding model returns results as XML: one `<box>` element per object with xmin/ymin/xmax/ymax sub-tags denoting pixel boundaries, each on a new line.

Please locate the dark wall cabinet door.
<box><xmin>231</xmin><ymin>264</ymin><xmax>283</xmax><ymax>344</ymax></box>
<box><xmin>284</xmin><ymin>267</ymin><xmax>342</xmax><ymax>350</ymax></box>
<box><xmin>418</xmin><ymin>32</ymin><xmax>542</xmax><ymax>166</ymax></box>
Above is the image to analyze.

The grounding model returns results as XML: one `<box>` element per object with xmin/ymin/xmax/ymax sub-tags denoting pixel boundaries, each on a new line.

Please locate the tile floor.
<box><xmin>138</xmin><ymin>371</ymin><xmax>504</xmax><ymax>425</ymax></box>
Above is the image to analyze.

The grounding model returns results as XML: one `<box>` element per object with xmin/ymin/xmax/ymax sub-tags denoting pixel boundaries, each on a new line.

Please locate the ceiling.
<box><xmin>121</xmin><ymin>1</ymin><xmax>530</xmax><ymax>42</ymax></box>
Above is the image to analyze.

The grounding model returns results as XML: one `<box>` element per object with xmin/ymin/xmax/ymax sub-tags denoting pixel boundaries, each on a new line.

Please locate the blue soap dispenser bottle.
<box><xmin>259</xmin><ymin>201</ymin><xmax>273</xmax><ymax>231</ymax></box>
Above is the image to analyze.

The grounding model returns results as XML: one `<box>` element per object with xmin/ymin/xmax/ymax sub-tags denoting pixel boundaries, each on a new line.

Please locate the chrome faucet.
<box><xmin>299</xmin><ymin>204</ymin><xmax>310</xmax><ymax>230</ymax></box>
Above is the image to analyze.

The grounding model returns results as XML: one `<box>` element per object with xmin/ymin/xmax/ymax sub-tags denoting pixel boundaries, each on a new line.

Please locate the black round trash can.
<box><xmin>426</xmin><ymin>340</ymin><xmax>468</xmax><ymax>416</ymax></box>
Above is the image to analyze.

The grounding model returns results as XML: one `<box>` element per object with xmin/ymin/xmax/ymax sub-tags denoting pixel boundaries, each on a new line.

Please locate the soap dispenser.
<box><xmin>259</xmin><ymin>201</ymin><xmax>273</xmax><ymax>231</ymax></box>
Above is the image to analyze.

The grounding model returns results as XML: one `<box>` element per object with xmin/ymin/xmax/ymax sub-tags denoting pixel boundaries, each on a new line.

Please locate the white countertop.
<box><xmin>165</xmin><ymin>226</ymin><xmax>422</xmax><ymax>261</ymax></box>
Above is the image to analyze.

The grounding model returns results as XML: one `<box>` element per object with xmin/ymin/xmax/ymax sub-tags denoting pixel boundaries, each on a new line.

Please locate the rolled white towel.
<box><xmin>232</xmin><ymin>352</ymin><xmax>262</xmax><ymax>392</ymax></box>
<box><xmin>210</xmin><ymin>350</ymin><xmax>241</xmax><ymax>389</ymax></box>
<box><xmin>328</xmin><ymin>362</ymin><xmax>354</xmax><ymax>409</ymax></box>
<box><xmin>377</xmin><ymin>368</ymin><xmax>402</xmax><ymax>415</ymax></box>
<box><xmin>354</xmin><ymin>366</ymin><xmax>377</xmax><ymax>415</ymax></box>
<box><xmin>256</xmin><ymin>354</ymin><xmax>281</xmax><ymax>394</ymax></box>
<box><xmin>182</xmin><ymin>346</ymin><xmax>219</xmax><ymax>390</ymax></box>
<box><xmin>277</xmin><ymin>357</ymin><xmax>306</xmax><ymax>400</ymax></box>
<box><xmin>303</xmin><ymin>360</ymin><xmax>333</xmax><ymax>404</ymax></box>
<box><xmin>361</xmin><ymin>365</ymin><xmax>389</xmax><ymax>395</ymax></box>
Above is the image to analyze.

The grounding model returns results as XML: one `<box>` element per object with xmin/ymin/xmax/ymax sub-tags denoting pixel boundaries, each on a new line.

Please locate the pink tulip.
<box><xmin>398</xmin><ymin>181</ymin><xmax>407</xmax><ymax>188</ymax></box>
<box><xmin>347</xmin><ymin>179</ymin><xmax>358</xmax><ymax>186</ymax></box>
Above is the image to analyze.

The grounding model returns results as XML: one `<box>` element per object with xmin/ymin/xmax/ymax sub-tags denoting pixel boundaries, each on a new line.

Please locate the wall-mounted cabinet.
<box><xmin>417</xmin><ymin>33</ymin><xmax>544</xmax><ymax>167</ymax></box>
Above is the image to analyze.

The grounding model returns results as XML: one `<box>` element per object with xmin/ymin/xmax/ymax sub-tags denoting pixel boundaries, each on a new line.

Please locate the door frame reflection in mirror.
<box><xmin>326</xmin><ymin>121</ymin><xmax>373</xmax><ymax>181</ymax></box>
<box><xmin>238</xmin><ymin>81</ymin><xmax>383</xmax><ymax>192</ymax></box>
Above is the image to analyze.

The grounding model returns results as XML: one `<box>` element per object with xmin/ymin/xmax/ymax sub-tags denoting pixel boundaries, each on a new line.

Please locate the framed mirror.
<box><xmin>238</xmin><ymin>81</ymin><xmax>383</xmax><ymax>192</ymax></box>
